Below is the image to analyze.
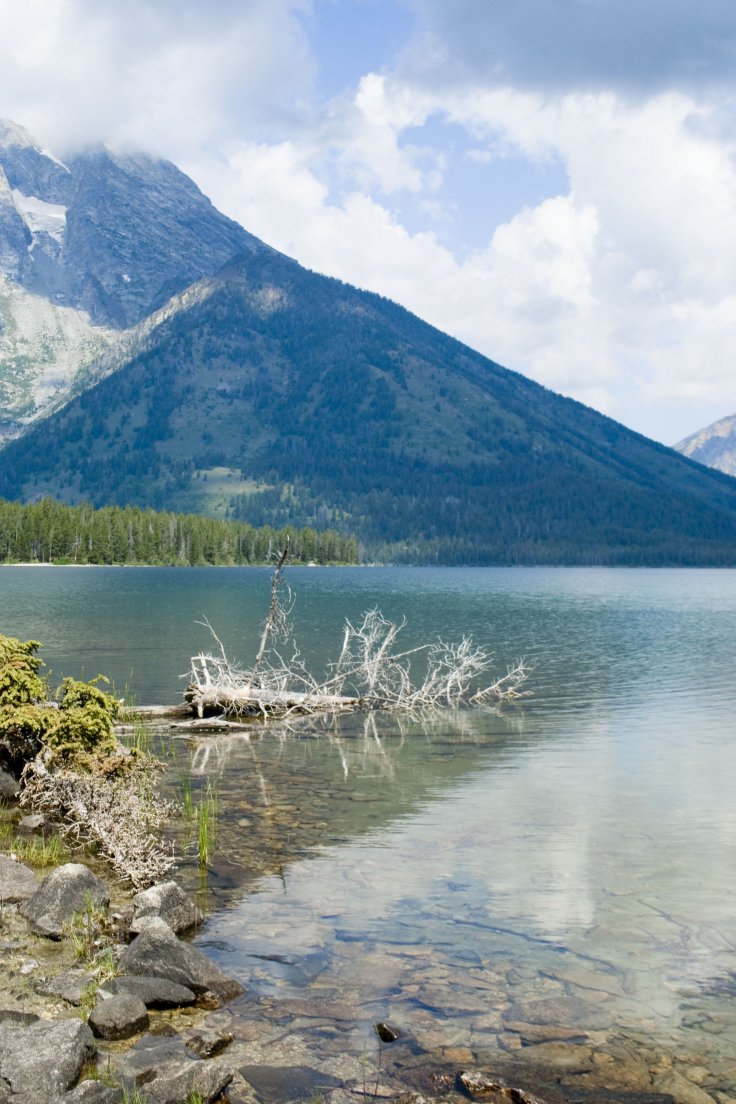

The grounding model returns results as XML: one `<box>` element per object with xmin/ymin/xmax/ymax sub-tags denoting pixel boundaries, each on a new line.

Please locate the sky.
<box><xmin>1</xmin><ymin>0</ymin><xmax>735</xmax><ymax>445</ymax></box>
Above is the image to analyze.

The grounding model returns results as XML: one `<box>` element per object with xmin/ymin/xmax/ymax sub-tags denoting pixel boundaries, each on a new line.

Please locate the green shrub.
<box><xmin>0</xmin><ymin>635</ymin><xmax>122</xmax><ymax>773</ymax></box>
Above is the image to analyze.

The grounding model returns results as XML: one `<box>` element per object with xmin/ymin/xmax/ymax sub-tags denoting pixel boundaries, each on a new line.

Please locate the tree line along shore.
<box><xmin>0</xmin><ymin>497</ymin><xmax>359</xmax><ymax>566</ymax></box>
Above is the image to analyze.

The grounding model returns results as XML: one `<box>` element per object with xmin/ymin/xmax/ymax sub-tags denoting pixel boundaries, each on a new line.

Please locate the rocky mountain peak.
<box><xmin>0</xmin><ymin>118</ymin><xmax>38</xmax><ymax>150</ymax></box>
<box><xmin>675</xmin><ymin>414</ymin><xmax>736</xmax><ymax>476</ymax></box>
<box><xmin>0</xmin><ymin>119</ymin><xmax>269</xmax><ymax>329</ymax></box>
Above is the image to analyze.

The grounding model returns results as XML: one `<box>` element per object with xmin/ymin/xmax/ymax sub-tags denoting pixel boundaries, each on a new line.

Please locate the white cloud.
<box><xmin>0</xmin><ymin>0</ymin><xmax>315</xmax><ymax>158</ymax></box>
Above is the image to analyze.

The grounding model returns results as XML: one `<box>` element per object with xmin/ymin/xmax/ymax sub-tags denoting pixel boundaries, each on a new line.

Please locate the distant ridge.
<box><xmin>675</xmin><ymin>415</ymin><xmax>736</xmax><ymax>477</ymax></box>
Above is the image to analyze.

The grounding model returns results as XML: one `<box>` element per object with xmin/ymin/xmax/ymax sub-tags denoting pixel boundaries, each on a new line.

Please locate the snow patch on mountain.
<box><xmin>0</xmin><ymin>275</ymin><xmax>115</xmax><ymax>437</ymax></box>
<box><xmin>12</xmin><ymin>190</ymin><xmax>67</xmax><ymax>244</ymax></box>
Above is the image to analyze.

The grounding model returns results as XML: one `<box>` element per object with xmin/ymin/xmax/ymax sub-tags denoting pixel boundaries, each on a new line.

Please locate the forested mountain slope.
<box><xmin>3</xmin><ymin>248</ymin><xmax>736</xmax><ymax>564</ymax></box>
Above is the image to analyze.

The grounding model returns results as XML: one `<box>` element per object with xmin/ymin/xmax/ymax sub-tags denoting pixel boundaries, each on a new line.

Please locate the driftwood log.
<box><xmin>184</xmin><ymin>681</ymin><xmax>362</xmax><ymax>719</ymax></box>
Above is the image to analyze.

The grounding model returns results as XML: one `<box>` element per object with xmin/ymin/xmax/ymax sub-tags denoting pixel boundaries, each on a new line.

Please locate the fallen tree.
<box><xmin>185</xmin><ymin>545</ymin><xmax>530</xmax><ymax>720</ymax></box>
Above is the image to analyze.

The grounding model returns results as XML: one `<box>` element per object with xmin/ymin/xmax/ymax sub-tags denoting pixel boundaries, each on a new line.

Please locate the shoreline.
<box><xmin>2</xmin><ymin>842</ymin><xmax>724</xmax><ymax>1104</ymax></box>
<box><xmin>0</xmin><ymin>561</ymin><xmax>364</xmax><ymax>569</ymax></box>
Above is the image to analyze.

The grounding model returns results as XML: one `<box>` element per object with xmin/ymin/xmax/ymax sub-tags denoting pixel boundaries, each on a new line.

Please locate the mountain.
<box><xmin>3</xmin><ymin>244</ymin><xmax>736</xmax><ymax>562</ymax></box>
<box><xmin>675</xmin><ymin>415</ymin><xmax>736</xmax><ymax>477</ymax></box>
<box><xmin>1</xmin><ymin>123</ymin><xmax>736</xmax><ymax>564</ymax></box>
<box><xmin>0</xmin><ymin>119</ymin><xmax>268</xmax><ymax>439</ymax></box>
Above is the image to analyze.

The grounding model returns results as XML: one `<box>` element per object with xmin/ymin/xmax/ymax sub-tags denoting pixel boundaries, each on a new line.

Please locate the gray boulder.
<box><xmin>20</xmin><ymin>863</ymin><xmax>109</xmax><ymax>938</ymax></box>
<box><xmin>116</xmin><ymin>918</ymin><xmax>243</xmax><ymax>1002</ymax></box>
<box><xmin>37</xmin><ymin>969</ymin><xmax>96</xmax><ymax>1006</ymax></box>
<box><xmin>0</xmin><ymin>855</ymin><xmax>38</xmax><ymax>903</ymax></box>
<box><xmin>0</xmin><ymin>1009</ymin><xmax>39</xmax><ymax>1026</ymax></box>
<box><xmin>88</xmin><ymin>994</ymin><xmax>149</xmax><ymax>1041</ymax></box>
<box><xmin>102</xmin><ymin>975</ymin><xmax>196</xmax><ymax>1009</ymax></box>
<box><xmin>130</xmin><ymin>881</ymin><xmax>202</xmax><ymax>936</ymax></box>
<box><xmin>118</xmin><ymin>1034</ymin><xmax>234</xmax><ymax>1104</ymax></box>
<box><xmin>17</xmin><ymin>813</ymin><xmax>48</xmax><ymax>835</ymax></box>
<box><xmin>0</xmin><ymin>1018</ymin><xmax>95</xmax><ymax>1101</ymax></box>
<box><xmin>53</xmin><ymin>1083</ymin><xmax>123</xmax><ymax>1104</ymax></box>
<box><xmin>0</xmin><ymin>766</ymin><xmax>18</xmax><ymax>799</ymax></box>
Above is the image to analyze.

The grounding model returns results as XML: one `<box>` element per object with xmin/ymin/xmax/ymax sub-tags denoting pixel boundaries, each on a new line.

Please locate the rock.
<box><xmin>652</xmin><ymin>1070</ymin><xmax>717</xmax><ymax>1104</ymax></box>
<box><xmin>442</xmin><ymin>1046</ymin><xmax>476</xmax><ymax>1065</ymax></box>
<box><xmin>102</xmin><ymin>974</ymin><xmax>197</xmax><ymax>1009</ymax></box>
<box><xmin>19</xmin><ymin>863</ymin><xmax>110</xmax><ymax>939</ymax></box>
<box><xmin>519</xmin><ymin>1040</ymin><xmax>595</xmax><ymax>1073</ymax></box>
<box><xmin>0</xmin><ymin>1018</ymin><xmax>95</xmax><ymax>1101</ymax></box>
<box><xmin>0</xmin><ymin>854</ymin><xmax>38</xmax><ymax>903</ymax></box>
<box><xmin>118</xmin><ymin>1033</ymin><xmax>234</xmax><ymax>1104</ymax></box>
<box><xmin>375</xmin><ymin>1021</ymin><xmax>402</xmax><ymax>1042</ymax></box>
<box><xmin>195</xmin><ymin>990</ymin><xmax>222</xmax><ymax>1010</ymax></box>
<box><xmin>88</xmin><ymin>993</ymin><xmax>150</xmax><ymax>1040</ymax></box>
<box><xmin>17</xmin><ymin>813</ymin><xmax>48</xmax><ymax>835</ymax></box>
<box><xmin>38</xmin><ymin>968</ymin><xmax>96</xmax><ymax>1006</ymax></box>
<box><xmin>116</xmin><ymin>918</ymin><xmax>243</xmax><ymax>1002</ymax></box>
<box><xmin>130</xmin><ymin>881</ymin><xmax>202</xmax><ymax>936</ymax></box>
<box><xmin>503</xmin><ymin>995</ymin><xmax>610</xmax><ymax>1031</ymax></box>
<box><xmin>240</xmin><ymin>1065</ymin><xmax>343</xmax><ymax>1103</ymax></box>
<box><xmin>0</xmin><ymin>1008</ymin><xmax>40</xmax><ymax>1026</ymax></box>
<box><xmin>502</xmin><ymin>1020</ymin><xmax>588</xmax><ymax>1044</ymax></box>
<box><xmin>0</xmin><ymin>766</ymin><xmax>18</xmax><ymax>798</ymax></box>
<box><xmin>185</xmin><ymin>1027</ymin><xmax>234</xmax><ymax>1059</ymax></box>
<box><xmin>457</xmin><ymin>1071</ymin><xmax>547</xmax><ymax>1104</ymax></box>
<box><xmin>539</xmin><ymin>961</ymin><xmax>626</xmax><ymax>998</ymax></box>
<box><xmin>56</xmin><ymin>1083</ymin><xmax>124</xmax><ymax>1103</ymax></box>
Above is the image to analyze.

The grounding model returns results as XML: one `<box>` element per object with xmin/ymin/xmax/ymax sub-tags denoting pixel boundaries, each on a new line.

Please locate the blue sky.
<box><xmin>1</xmin><ymin>0</ymin><xmax>735</xmax><ymax>444</ymax></box>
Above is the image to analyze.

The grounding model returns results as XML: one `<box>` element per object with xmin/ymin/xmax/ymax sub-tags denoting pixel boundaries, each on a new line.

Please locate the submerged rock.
<box><xmin>457</xmin><ymin>1070</ymin><xmax>547</xmax><ymax>1104</ymax></box>
<box><xmin>239</xmin><ymin>1064</ymin><xmax>343</xmax><ymax>1103</ymax></box>
<box><xmin>518</xmin><ymin>1040</ymin><xmax>595</xmax><ymax>1073</ymax></box>
<box><xmin>116</xmin><ymin>917</ymin><xmax>243</xmax><ymax>1002</ymax></box>
<box><xmin>130</xmin><ymin>881</ymin><xmax>203</xmax><ymax>936</ymax></box>
<box><xmin>652</xmin><ymin>1070</ymin><xmax>717</xmax><ymax>1104</ymax></box>
<box><xmin>185</xmin><ymin>1026</ymin><xmax>234</xmax><ymax>1059</ymax></box>
<box><xmin>503</xmin><ymin>995</ymin><xmax>610</xmax><ymax>1032</ymax></box>
<box><xmin>20</xmin><ymin>863</ymin><xmax>109</xmax><ymax>939</ymax></box>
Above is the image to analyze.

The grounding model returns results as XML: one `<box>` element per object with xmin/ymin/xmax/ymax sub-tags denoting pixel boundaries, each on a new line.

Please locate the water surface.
<box><xmin>3</xmin><ymin>566</ymin><xmax>735</xmax><ymax>1099</ymax></box>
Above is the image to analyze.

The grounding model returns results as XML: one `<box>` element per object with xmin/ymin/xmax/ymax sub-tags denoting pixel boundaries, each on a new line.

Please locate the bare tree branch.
<box><xmin>184</xmin><ymin>548</ymin><xmax>530</xmax><ymax>719</ymax></box>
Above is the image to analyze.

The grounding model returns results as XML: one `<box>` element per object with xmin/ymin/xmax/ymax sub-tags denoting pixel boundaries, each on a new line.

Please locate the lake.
<box><xmin>2</xmin><ymin>565</ymin><xmax>736</xmax><ymax>1101</ymax></box>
